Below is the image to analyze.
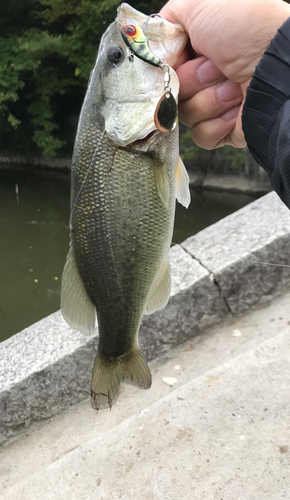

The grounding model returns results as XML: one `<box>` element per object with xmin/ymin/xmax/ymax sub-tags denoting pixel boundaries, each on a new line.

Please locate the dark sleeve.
<box><xmin>242</xmin><ymin>17</ymin><xmax>290</xmax><ymax>208</ymax></box>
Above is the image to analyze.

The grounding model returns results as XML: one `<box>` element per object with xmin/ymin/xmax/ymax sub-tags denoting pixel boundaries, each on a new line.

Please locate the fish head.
<box><xmin>88</xmin><ymin>3</ymin><xmax>187</xmax><ymax>147</ymax></box>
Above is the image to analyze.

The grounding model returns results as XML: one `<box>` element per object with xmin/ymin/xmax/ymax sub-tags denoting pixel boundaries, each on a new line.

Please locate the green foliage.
<box><xmin>0</xmin><ymin>0</ymin><xmax>170</xmax><ymax>157</ymax></box>
<box><xmin>7</xmin><ymin>113</ymin><xmax>21</xmax><ymax>129</ymax></box>
<box><xmin>179</xmin><ymin>127</ymin><xmax>247</xmax><ymax>171</ymax></box>
<box><xmin>28</xmin><ymin>99</ymin><xmax>66</xmax><ymax>156</ymax></box>
<box><xmin>179</xmin><ymin>128</ymin><xmax>204</xmax><ymax>161</ymax></box>
<box><xmin>0</xmin><ymin>0</ymin><xmax>168</xmax><ymax>157</ymax></box>
<box><xmin>0</xmin><ymin>0</ymin><xmax>121</xmax><ymax>156</ymax></box>
<box><xmin>221</xmin><ymin>145</ymin><xmax>247</xmax><ymax>169</ymax></box>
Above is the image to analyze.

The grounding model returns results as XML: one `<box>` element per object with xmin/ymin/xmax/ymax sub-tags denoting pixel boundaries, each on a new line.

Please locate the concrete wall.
<box><xmin>1</xmin><ymin>191</ymin><xmax>290</xmax><ymax>445</ymax></box>
<box><xmin>185</xmin><ymin>146</ymin><xmax>272</xmax><ymax>194</ymax></box>
<box><xmin>1</xmin><ymin>144</ymin><xmax>272</xmax><ymax>195</ymax></box>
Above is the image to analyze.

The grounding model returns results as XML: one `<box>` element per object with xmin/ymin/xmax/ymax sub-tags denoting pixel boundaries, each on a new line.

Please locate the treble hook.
<box><xmin>143</xmin><ymin>13</ymin><xmax>163</xmax><ymax>36</ymax></box>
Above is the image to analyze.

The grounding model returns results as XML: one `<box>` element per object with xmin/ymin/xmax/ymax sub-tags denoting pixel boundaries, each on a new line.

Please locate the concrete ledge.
<box><xmin>140</xmin><ymin>244</ymin><xmax>228</xmax><ymax>361</ymax></box>
<box><xmin>1</xmin><ymin>191</ymin><xmax>290</xmax><ymax>445</ymax></box>
<box><xmin>0</xmin><ymin>156</ymin><xmax>71</xmax><ymax>171</ymax></box>
<box><xmin>0</xmin><ymin>314</ymin><xmax>97</xmax><ymax>445</ymax></box>
<box><xmin>185</xmin><ymin>145</ymin><xmax>272</xmax><ymax>194</ymax></box>
<box><xmin>202</xmin><ymin>175</ymin><xmax>271</xmax><ymax>194</ymax></box>
<box><xmin>182</xmin><ymin>191</ymin><xmax>290</xmax><ymax>313</ymax></box>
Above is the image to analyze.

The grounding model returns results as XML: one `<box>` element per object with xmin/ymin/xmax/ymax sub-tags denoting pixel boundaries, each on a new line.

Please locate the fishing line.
<box><xmin>70</xmin><ymin>38</ymin><xmax>138</xmax><ymax>226</ymax></box>
<box><xmin>168</xmin><ymin>247</ymin><xmax>290</xmax><ymax>270</ymax></box>
<box><xmin>70</xmin><ymin>129</ymin><xmax>105</xmax><ymax>225</ymax></box>
<box><xmin>241</xmin><ymin>259</ymin><xmax>290</xmax><ymax>268</ymax></box>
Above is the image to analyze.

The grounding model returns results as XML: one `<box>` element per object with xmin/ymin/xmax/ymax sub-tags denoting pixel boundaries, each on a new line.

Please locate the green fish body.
<box><xmin>61</xmin><ymin>3</ymin><xmax>189</xmax><ymax>410</ymax></box>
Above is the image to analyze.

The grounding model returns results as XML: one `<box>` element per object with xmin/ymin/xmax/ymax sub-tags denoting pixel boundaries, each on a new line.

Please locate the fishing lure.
<box><xmin>121</xmin><ymin>21</ymin><xmax>178</xmax><ymax>133</ymax></box>
<box><xmin>121</xmin><ymin>24</ymin><xmax>161</xmax><ymax>67</ymax></box>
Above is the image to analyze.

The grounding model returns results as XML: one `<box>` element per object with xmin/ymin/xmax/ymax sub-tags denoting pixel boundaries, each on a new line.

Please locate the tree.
<box><xmin>0</xmin><ymin>0</ymin><xmax>164</xmax><ymax>157</ymax></box>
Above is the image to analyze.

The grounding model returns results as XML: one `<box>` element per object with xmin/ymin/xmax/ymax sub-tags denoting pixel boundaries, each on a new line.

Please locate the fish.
<box><xmin>61</xmin><ymin>3</ymin><xmax>189</xmax><ymax>411</ymax></box>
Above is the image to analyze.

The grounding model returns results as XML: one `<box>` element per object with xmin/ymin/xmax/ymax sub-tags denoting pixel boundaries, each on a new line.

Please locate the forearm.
<box><xmin>242</xmin><ymin>17</ymin><xmax>290</xmax><ymax>207</ymax></box>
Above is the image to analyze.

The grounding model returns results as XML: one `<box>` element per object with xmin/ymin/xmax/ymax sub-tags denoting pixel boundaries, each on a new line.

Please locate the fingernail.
<box><xmin>197</xmin><ymin>59</ymin><xmax>222</xmax><ymax>84</ymax></box>
<box><xmin>217</xmin><ymin>80</ymin><xmax>242</xmax><ymax>102</ymax></box>
<box><xmin>221</xmin><ymin>105</ymin><xmax>240</xmax><ymax>121</ymax></box>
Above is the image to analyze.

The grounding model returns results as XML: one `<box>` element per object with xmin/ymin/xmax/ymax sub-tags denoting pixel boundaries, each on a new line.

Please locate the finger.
<box><xmin>159</xmin><ymin>3</ymin><xmax>180</xmax><ymax>25</ymax></box>
<box><xmin>178</xmin><ymin>80</ymin><xmax>243</xmax><ymax>128</ymax></box>
<box><xmin>190</xmin><ymin>105</ymin><xmax>246</xmax><ymax>149</ymax></box>
<box><xmin>172</xmin><ymin>44</ymin><xmax>192</xmax><ymax>70</ymax></box>
<box><xmin>177</xmin><ymin>57</ymin><xmax>225</xmax><ymax>101</ymax></box>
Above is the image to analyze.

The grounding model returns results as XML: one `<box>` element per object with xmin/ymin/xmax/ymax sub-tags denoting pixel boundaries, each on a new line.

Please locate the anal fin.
<box><xmin>61</xmin><ymin>246</ymin><xmax>96</xmax><ymax>334</ymax></box>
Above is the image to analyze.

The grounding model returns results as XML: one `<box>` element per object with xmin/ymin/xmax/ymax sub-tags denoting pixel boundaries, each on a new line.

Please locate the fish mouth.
<box><xmin>132</xmin><ymin>130</ymin><xmax>156</xmax><ymax>145</ymax></box>
<box><xmin>128</xmin><ymin>130</ymin><xmax>159</xmax><ymax>151</ymax></box>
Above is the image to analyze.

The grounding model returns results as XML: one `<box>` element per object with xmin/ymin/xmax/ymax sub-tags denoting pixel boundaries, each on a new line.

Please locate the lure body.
<box><xmin>121</xmin><ymin>23</ymin><xmax>178</xmax><ymax>132</ymax></box>
<box><xmin>121</xmin><ymin>24</ymin><xmax>161</xmax><ymax>67</ymax></box>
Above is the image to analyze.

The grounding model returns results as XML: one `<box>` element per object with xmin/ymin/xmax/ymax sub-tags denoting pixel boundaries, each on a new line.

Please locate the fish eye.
<box><xmin>107</xmin><ymin>45</ymin><xmax>124</xmax><ymax>64</ymax></box>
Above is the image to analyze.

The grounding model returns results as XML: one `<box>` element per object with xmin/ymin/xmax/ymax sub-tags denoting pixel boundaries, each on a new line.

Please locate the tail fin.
<box><xmin>91</xmin><ymin>348</ymin><xmax>152</xmax><ymax>410</ymax></box>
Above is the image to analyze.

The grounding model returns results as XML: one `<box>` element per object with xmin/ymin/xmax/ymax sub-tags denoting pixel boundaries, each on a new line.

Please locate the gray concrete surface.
<box><xmin>1</xmin><ymin>289</ymin><xmax>290</xmax><ymax>499</ymax></box>
<box><xmin>0</xmin><ymin>246</ymin><xmax>227</xmax><ymax>445</ymax></box>
<box><xmin>182</xmin><ymin>191</ymin><xmax>290</xmax><ymax>313</ymax></box>
<box><xmin>1</xmin><ymin>191</ymin><xmax>290</xmax><ymax>445</ymax></box>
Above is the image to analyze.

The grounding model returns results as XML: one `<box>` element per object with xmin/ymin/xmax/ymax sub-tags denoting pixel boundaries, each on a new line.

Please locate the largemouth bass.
<box><xmin>61</xmin><ymin>3</ymin><xmax>189</xmax><ymax>410</ymax></box>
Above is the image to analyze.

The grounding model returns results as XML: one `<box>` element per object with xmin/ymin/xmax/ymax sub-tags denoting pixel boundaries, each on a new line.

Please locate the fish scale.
<box><xmin>72</xmin><ymin>133</ymin><xmax>175</xmax><ymax>357</ymax></box>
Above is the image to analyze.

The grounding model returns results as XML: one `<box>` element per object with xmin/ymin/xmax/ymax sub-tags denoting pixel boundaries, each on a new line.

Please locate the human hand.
<box><xmin>160</xmin><ymin>0</ymin><xmax>290</xmax><ymax>149</ymax></box>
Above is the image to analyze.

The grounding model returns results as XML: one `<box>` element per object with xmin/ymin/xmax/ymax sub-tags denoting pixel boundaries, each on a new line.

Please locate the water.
<box><xmin>0</xmin><ymin>170</ymin><xmax>70</xmax><ymax>342</ymax></box>
<box><xmin>0</xmin><ymin>169</ymin><xmax>259</xmax><ymax>342</ymax></box>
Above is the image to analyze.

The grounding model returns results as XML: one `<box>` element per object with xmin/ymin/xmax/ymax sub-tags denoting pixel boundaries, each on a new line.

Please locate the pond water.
<box><xmin>0</xmin><ymin>168</ymin><xmax>260</xmax><ymax>342</ymax></box>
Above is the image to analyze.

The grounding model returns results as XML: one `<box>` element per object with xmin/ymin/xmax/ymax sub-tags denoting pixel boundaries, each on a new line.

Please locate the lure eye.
<box><xmin>107</xmin><ymin>45</ymin><xmax>124</xmax><ymax>64</ymax></box>
<box><xmin>124</xmin><ymin>25</ymin><xmax>136</xmax><ymax>37</ymax></box>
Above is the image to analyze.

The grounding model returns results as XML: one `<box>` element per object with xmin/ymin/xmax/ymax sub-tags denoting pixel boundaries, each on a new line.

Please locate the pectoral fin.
<box><xmin>144</xmin><ymin>259</ymin><xmax>171</xmax><ymax>315</ymax></box>
<box><xmin>175</xmin><ymin>156</ymin><xmax>191</xmax><ymax>208</ymax></box>
<box><xmin>61</xmin><ymin>246</ymin><xmax>96</xmax><ymax>334</ymax></box>
<box><xmin>153</xmin><ymin>158</ymin><xmax>171</xmax><ymax>209</ymax></box>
